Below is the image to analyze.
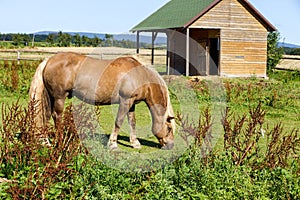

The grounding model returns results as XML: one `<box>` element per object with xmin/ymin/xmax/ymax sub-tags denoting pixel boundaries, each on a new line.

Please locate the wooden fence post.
<box><xmin>17</xmin><ymin>51</ymin><xmax>20</xmax><ymax>64</ymax></box>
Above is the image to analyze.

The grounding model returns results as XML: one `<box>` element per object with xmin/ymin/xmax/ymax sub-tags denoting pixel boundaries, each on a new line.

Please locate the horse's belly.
<box><xmin>73</xmin><ymin>87</ymin><xmax>118</xmax><ymax>105</ymax></box>
<box><xmin>73</xmin><ymin>71</ymin><xmax>119</xmax><ymax>105</ymax></box>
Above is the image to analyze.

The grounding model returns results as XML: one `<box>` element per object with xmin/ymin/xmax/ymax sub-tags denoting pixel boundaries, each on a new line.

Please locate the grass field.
<box><xmin>0</xmin><ymin>55</ymin><xmax>299</xmax><ymax>199</ymax></box>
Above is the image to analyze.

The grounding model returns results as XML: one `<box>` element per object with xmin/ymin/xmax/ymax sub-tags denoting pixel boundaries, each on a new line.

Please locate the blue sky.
<box><xmin>1</xmin><ymin>0</ymin><xmax>299</xmax><ymax>45</ymax></box>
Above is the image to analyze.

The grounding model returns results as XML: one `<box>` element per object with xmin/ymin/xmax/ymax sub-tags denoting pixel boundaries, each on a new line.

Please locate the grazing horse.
<box><xmin>29</xmin><ymin>52</ymin><xmax>175</xmax><ymax>150</ymax></box>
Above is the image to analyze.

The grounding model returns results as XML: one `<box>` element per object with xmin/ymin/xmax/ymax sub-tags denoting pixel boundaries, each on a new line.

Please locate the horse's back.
<box><xmin>42</xmin><ymin>52</ymin><xmax>160</xmax><ymax>104</ymax></box>
<box><xmin>90</xmin><ymin>56</ymin><xmax>145</xmax><ymax>103</ymax></box>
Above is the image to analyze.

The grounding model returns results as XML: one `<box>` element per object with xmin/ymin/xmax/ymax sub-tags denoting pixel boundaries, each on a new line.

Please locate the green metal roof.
<box><xmin>131</xmin><ymin>0</ymin><xmax>277</xmax><ymax>32</ymax></box>
<box><xmin>131</xmin><ymin>0</ymin><xmax>216</xmax><ymax>32</ymax></box>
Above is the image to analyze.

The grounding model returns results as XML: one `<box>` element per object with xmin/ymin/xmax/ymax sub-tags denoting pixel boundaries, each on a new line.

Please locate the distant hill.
<box><xmin>34</xmin><ymin>31</ymin><xmax>167</xmax><ymax>45</ymax></box>
<box><xmin>278</xmin><ymin>42</ymin><xmax>300</xmax><ymax>49</ymax></box>
<box><xmin>34</xmin><ymin>31</ymin><xmax>105</xmax><ymax>39</ymax></box>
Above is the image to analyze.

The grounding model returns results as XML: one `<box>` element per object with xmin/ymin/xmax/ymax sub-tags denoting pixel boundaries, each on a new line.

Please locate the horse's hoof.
<box><xmin>131</xmin><ymin>141</ymin><xmax>141</xmax><ymax>149</ymax></box>
<box><xmin>161</xmin><ymin>142</ymin><xmax>174</xmax><ymax>150</ymax></box>
<box><xmin>132</xmin><ymin>144</ymin><xmax>141</xmax><ymax>149</ymax></box>
<box><xmin>131</xmin><ymin>143</ymin><xmax>142</xmax><ymax>149</ymax></box>
<box><xmin>39</xmin><ymin>137</ymin><xmax>51</xmax><ymax>147</ymax></box>
<box><xmin>108</xmin><ymin>141</ymin><xmax>118</xmax><ymax>150</ymax></box>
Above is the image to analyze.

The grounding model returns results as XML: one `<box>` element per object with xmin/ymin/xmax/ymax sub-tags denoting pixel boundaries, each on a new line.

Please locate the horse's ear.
<box><xmin>167</xmin><ymin>116</ymin><xmax>175</xmax><ymax>123</ymax></box>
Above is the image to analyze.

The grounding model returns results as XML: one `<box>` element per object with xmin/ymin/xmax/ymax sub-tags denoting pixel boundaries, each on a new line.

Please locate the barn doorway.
<box><xmin>189</xmin><ymin>29</ymin><xmax>220</xmax><ymax>76</ymax></box>
<box><xmin>168</xmin><ymin>29</ymin><xmax>220</xmax><ymax>76</ymax></box>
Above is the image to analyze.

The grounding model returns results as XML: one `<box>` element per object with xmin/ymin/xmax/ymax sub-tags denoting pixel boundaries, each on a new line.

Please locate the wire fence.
<box><xmin>0</xmin><ymin>49</ymin><xmax>167</xmax><ymax>65</ymax></box>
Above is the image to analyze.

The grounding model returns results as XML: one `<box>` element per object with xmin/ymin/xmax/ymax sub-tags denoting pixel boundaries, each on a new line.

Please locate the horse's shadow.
<box><xmin>117</xmin><ymin>135</ymin><xmax>160</xmax><ymax>149</ymax></box>
<box><xmin>86</xmin><ymin>133</ymin><xmax>160</xmax><ymax>149</ymax></box>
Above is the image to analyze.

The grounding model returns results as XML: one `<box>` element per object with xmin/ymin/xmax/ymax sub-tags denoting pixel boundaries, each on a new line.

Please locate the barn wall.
<box><xmin>190</xmin><ymin>0</ymin><xmax>268</xmax><ymax>77</ymax></box>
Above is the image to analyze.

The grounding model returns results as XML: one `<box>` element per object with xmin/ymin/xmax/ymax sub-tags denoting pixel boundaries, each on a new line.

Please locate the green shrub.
<box><xmin>267</xmin><ymin>32</ymin><xmax>284</xmax><ymax>72</ymax></box>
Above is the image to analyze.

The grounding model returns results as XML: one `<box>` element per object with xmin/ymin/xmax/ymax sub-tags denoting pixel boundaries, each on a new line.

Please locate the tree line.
<box><xmin>284</xmin><ymin>47</ymin><xmax>300</xmax><ymax>55</ymax></box>
<box><xmin>0</xmin><ymin>31</ymin><xmax>152</xmax><ymax>49</ymax></box>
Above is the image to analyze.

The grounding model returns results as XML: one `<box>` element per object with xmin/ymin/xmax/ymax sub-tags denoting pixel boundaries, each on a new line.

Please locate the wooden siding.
<box><xmin>190</xmin><ymin>0</ymin><xmax>268</xmax><ymax>77</ymax></box>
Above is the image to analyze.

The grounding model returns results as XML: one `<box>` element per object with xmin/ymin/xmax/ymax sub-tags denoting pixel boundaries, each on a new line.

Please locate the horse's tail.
<box><xmin>29</xmin><ymin>59</ymin><xmax>51</xmax><ymax>127</ymax></box>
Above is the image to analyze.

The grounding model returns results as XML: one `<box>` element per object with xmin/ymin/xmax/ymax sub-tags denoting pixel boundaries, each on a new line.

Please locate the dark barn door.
<box><xmin>209</xmin><ymin>38</ymin><xmax>220</xmax><ymax>75</ymax></box>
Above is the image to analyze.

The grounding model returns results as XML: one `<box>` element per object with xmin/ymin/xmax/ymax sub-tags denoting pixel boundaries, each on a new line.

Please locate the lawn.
<box><xmin>0</xmin><ymin>59</ymin><xmax>299</xmax><ymax>199</ymax></box>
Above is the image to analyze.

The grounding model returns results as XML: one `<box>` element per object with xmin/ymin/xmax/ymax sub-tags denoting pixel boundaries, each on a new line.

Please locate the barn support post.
<box><xmin>206</xmin><ymin>42</ymin><xmax>209</xmax><ymax>76</ymax></box>
<box><xmin>186</xmin><ymin>28</ymin><xmax>190</xmax><ymax>76</ymax></box>
<box><xmin>136</xmin><ymin>31</ymin><xmax>140</xmax><ymax>54</ymax></box>
<box><xmin>151</xmin><ymin>32</ymin><xmax>158</xmax><ymax>65</ymax></box>
<box><xmin>166</xmin><ymin>31</ymin><xmax>170</xmax><ymax>75</ymax></box>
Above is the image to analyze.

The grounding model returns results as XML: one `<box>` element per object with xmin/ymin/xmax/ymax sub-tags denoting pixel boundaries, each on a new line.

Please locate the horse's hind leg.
<box><xmin>52</xmin><ymin>98</ymin><xmax>66</xmax><ymax>129</ymax></box>
<box><xmin>127</xmin><ymin>104</ymin><xmax>141</xmax><ymax>149</ymax></box>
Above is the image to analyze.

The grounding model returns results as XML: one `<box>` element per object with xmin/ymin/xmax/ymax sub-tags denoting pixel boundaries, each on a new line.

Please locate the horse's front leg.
<box><xmin>127</xmin><ymin>104</ymin><xmax>141</xmax><ymax>149</ymax></box>
<box><xmin>108</xmin><ymin>98</ymin><xmax>132</xmax><ymax>150</ymax></box>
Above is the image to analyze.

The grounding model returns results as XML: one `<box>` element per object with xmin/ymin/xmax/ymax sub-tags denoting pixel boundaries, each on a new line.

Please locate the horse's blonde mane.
<box><xmin>137</xmin><ymin>60</ymin><xmax>176</xmax><ymax>131</ymax></box>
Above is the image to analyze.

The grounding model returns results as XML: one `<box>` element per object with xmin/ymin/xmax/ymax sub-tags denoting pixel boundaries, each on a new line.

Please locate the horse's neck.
<box><xmin>148</xmin><ymin>103</ymin><xmax>167</xmax><ymax>134</ymax></box>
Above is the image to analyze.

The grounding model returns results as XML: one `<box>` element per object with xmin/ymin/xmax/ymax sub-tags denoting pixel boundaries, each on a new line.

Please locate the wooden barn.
<box><xmin>131</xmin><ymin>0</ymin><xmax>276</xmax><ymax>77</ymax></box>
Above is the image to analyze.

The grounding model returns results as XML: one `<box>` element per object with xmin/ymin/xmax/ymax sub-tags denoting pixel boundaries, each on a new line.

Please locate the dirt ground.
<box><xmin>276</xmin><ymin>55</ymin><xmax>300</xmax><ymax>71</ymax></box>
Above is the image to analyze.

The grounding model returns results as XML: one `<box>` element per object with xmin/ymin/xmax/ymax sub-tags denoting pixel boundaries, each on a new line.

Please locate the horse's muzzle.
<box><xmin>161</xmin><ymin>142</ymin><xmax>174</xmax><ymax>150</ymax></box>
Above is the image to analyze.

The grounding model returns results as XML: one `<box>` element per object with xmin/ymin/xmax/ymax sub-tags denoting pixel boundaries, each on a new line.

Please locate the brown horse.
<box><xmin>29</xmin><ymin>52</ymin><xmax>175</xmax><ymax>150</ymax></box>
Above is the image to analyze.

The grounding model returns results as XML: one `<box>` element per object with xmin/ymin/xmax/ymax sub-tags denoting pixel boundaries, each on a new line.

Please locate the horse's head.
<box><xmin>154</xmin><ymin>116</ymin><xmax>175</xmax><ymax>150</ymax></box>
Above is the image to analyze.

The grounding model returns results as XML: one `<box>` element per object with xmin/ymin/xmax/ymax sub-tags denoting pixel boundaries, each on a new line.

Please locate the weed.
<box><xmin>264</xmin><ymin>124</ymin><xmax>300</xmax><ymax>169</ymax></box>
<box><xmin>0</xmin><ymin>60</ymin><xmax>39</xmax><ymax>97</ymax></box>
<box><xmin>222</xmin><ymin>102</ymin><xmax>300</xmax><ymax>170</ymax></box>
<box><xmin>0</xmin><ymin>99</ymin><xmax>92</xmax><ymax>199</ymax></box>
<box><xmin>222</xmin><ymin>103</ymin><xmax>265</xmax><ymax>166</ymax></box>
